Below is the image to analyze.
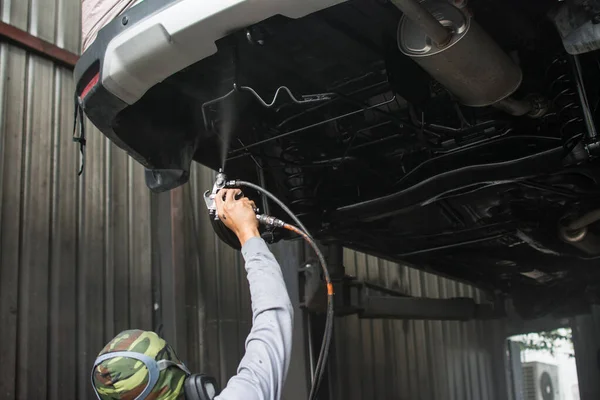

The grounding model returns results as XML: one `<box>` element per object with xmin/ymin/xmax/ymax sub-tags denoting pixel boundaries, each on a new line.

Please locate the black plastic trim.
<box><xmin>74</xmin><ymin>0</ymin><xmax>187</xmax><ymax>191</ymax></box>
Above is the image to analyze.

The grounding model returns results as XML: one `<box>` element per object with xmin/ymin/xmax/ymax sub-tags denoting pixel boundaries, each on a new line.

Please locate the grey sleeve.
<box><xmin>215</xmin><ymin>237</ymin><xmax>294</xmax><ymax>400</ymax></box>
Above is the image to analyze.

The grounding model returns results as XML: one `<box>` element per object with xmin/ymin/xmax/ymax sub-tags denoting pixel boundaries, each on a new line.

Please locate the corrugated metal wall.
<box><xmin>0</xmin><ymin>1</ymin><xmax>155</xmax><ymax>399</ymax></box>
<box><xmin>330</xmin><ymin>250</ymin><xmax>510</xmax><ymax>400</ymax></box>
<box><xmin>186</xmin><ymin>166</ymin><xmax>511</xmax><ymax>400</ymax></box>
<box><xmin>572</xmin><ymin>305</ymin><xmax>600</xmax><ymax>400</ymax></box>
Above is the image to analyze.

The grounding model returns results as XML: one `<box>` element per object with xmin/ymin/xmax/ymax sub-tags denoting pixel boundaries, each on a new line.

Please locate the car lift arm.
<box><xmin>300</xmin><ymin>244</ymin><xmax>504</xmax><ymax>321</ymax></box>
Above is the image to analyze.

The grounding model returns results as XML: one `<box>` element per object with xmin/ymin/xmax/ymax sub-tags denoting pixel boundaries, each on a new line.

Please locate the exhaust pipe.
<box><xmin>390</xmin><ymin>0</ymin><xmax>452</xmax><ymax>46</ymax></box>
<box><xmin>393</xmin><ymin>0</ymin><xmax>546</xmax><ymax>117</ymax></box>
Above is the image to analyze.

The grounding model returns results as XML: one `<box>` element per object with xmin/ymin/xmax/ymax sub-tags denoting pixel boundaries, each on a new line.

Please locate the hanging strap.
<box><xmin>72</xmin><ymin>94</ymin><xmax>87</xmax><ymax>176</ymax></box>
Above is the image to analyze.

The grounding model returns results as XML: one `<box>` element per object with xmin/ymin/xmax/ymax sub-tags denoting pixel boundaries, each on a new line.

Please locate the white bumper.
<box><xmin>103</xmin><ymin>0</ymin><xmax>346</xmax><ymax>105</ymax></box>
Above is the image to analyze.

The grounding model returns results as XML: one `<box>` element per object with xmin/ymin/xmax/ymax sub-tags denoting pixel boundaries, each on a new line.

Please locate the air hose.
<box><xmin>232</xmin><ymin>180</ymin><xmax>334</xmax><ymax>400</ymax></box>
<box><xmin>233</xmin><ymin>180</ymin><xmax>312</xmax><ymax>236</ymax></box>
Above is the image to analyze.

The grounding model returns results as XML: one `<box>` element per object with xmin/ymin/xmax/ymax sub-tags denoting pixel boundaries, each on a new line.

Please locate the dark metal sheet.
<box><xmin>17</xmin><ymin>53</ymin><xmax>54</xmax><ymax>400</ymax></box>
<box><xmin>572</xmin><ymin>306</ymin><xmax>600</xmax><ymax>400</ymax></box>
<box><xmin>48</xmin><ymin>66</ymin><xmax>78</xmax><ymax>400</ymax></box>
<box><xmin>0</xmin><ymin>43</ymin><xmax>27</xmax><ymax>400</ymax></box>
<box><xmin>330</xmin><ymin>248</ymin><xmax>512</xmax><ymax>400</ymax></box>
<box><xmin>0</xmin><ymin>2</ymin><xmax>156</xmax><ymax>396</ymax></box>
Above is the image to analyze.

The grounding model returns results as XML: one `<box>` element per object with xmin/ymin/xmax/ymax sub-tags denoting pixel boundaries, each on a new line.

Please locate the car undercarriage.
<box><xmin>76</xmin><ymin>0</ymin><xmax>600</xmax><ymax>318</ymax></box>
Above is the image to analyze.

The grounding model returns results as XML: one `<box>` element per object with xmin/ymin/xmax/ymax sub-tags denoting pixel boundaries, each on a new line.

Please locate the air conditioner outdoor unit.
<box><xmin>522</xmin><ymin>361</ymin><xmax>561</xmax><ymax>400</ymax></box>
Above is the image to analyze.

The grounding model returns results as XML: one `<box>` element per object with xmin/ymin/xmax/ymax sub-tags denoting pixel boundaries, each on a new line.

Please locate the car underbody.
<box><xmin>77</xmin><ymin>0</ymin><xmax>600</xmax><ymax>318</ymax></box>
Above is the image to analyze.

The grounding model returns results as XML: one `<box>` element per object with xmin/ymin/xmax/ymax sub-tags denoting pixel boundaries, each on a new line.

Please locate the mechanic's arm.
<box><xmin>214</xmin><ymin>189</ymin><xmax>294</xmax><ymax>400</ymax></box>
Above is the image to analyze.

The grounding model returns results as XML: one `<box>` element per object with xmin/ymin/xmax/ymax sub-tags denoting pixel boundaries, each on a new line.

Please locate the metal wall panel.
<box><xmin>571</xmin><ymin>305</ymin><xmax>600</xmax><ymax>400</ymax></box>
<box><xmin>330</xmin><ymin>249</ymin><xmax>510</xmax><ymax>400</ymax></box>
<box><xmin>0</xmin><ymin>1</ymin><xmax>155</xmax><ymax>399</ymax></box>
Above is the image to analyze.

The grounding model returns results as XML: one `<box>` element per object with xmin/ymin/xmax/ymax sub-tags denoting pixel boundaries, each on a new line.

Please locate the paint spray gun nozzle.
<box><xmin>203</xmin><ymin>169</ymin><xmax>237</xmax><ymax>219</ymax></box>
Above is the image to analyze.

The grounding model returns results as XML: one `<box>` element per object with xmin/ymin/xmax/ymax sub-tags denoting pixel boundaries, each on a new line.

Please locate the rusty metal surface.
<box><xmin>0</xmin><ymin>21</ymin><xmax>79</xmax><ymax>67</ymax></box>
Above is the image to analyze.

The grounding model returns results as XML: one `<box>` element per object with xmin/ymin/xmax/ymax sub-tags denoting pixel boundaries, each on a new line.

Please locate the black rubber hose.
<box><xmin>232</xmin><ymin>179</ymin><xmax>333</xmax><ymax>399</ymax></box>
<box><xmin>283</xmin><ymin>224</ymin><xmax>334</xmax><ymax>400</ymax></box>
<box><xmin>233</xmin><ymin>180</ymin><xmax>312</xmax><ymax>236</ymax></box>
<box><xmin>310</xmin><ymin>303</ymin><xmax>334</xmax><ymax>400</ymax></box>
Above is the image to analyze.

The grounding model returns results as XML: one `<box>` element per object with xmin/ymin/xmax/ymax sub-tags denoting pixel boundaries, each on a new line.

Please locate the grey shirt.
<box><xmin>216</xmin><ymin>237</ymin><xmax>294</xmax><ymax>400</ymax></box>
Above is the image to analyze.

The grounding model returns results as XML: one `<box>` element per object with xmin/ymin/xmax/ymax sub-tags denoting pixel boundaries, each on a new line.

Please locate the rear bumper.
<box><xmin>75</xmin><ymin>0</ymin><xmax>346</xmax><ymax>192</ymax></box>
<box><xmin>74</xmin><ymin>0</ymin><xmax>345</xmax><ymax>191</ymax></box>
<box><xmin>75</xmin><ymin>0</ymin><xmax>347</xmax><ymax>104</ymax></box>
<box><xmin>102</xmin><ymin>0</ymin><xmax>346</xmax><ymax>105</ymax></box>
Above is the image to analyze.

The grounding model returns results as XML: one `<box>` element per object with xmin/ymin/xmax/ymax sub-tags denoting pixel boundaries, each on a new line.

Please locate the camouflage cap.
<box><xmin>92</xmin><ymin>330</ymin><xmax>188</xmax><ymax>400</ymax></box>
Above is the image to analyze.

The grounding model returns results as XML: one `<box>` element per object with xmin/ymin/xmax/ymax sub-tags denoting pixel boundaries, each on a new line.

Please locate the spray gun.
<box><xmin>203</xmin><ymin>169</ymin><xmax>235</xmax><ymax>220</ymax></box>
<box><xmin>203</xmin><ymin>169</ymin><xmax>285</xmax><ymax>228</ymax></box>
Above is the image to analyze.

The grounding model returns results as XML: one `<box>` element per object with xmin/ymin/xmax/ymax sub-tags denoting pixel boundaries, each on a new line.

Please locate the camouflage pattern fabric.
<box><xmin>92</xmin><ymin>330</ymin><xmax>187</xmax><ymax>400</ymax></box>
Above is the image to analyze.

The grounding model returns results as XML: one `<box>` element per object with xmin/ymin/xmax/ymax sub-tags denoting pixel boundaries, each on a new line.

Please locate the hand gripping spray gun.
<box><xmin>203</xmin><ymin>169</ymin><xmax>284</xmax><ymax>229</ymax></box>
<box><xmin>203</xmin><ymin>170</ymin><xmax>334</xmax><ymax>400</ymax></box>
